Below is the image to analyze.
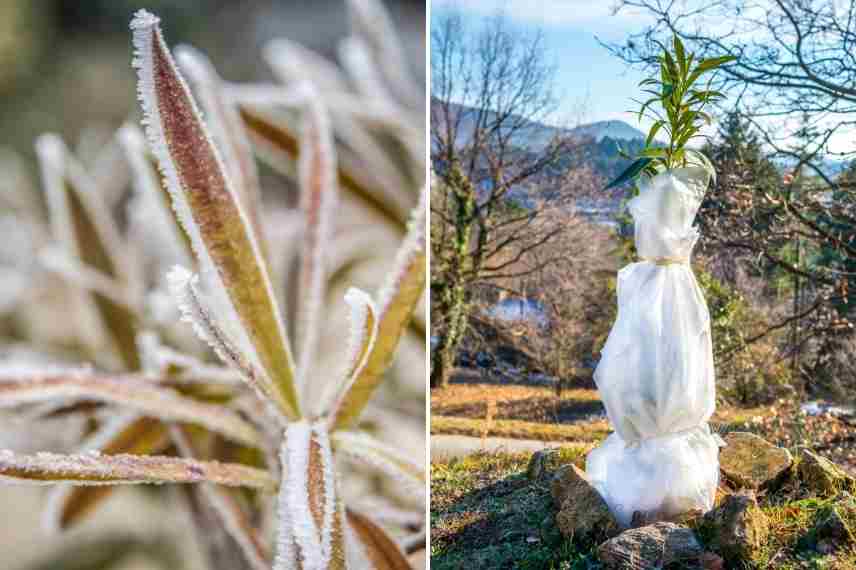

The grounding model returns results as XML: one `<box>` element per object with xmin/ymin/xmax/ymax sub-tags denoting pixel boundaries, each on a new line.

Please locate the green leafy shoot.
<box><xmin>605</xmin><ymin>36</ymin><xmax>735</xmax><ymax>188</ymax></box>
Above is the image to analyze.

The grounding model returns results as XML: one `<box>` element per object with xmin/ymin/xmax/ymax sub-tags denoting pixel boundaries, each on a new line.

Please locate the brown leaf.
<box><xmin>46</xmin><ymin>415</ymin><xmax>170</xmax><ymax>530</ymax></box>
<box><xmin>347</xmin><ymin>509</ymin><xmax>411</xmax><ymax>570</ymax></box>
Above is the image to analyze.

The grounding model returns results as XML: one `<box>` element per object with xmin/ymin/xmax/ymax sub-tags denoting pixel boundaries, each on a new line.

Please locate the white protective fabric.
<box><xmin>587</xmin><ymin>166</ymin><xmax>721</xmax><ymax>527</ymax></box>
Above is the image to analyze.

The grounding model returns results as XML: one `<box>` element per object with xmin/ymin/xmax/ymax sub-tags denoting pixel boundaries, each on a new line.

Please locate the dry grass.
<box><xmin>431</xmin><ymin>415</ymin><xmax>609</xmax><ymax>443</ymax></box>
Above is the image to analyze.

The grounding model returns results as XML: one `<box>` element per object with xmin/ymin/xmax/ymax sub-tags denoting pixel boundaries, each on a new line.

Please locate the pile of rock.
<box><xmin>549</xmin><ymin>432</ymin><xmax>856</xmax><ymax>569</ymax></box>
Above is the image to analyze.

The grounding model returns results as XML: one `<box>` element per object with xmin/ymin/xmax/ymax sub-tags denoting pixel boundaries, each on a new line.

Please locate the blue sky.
<box><xmin>431</xmin><ymin>0</ymin><xmax>657</xmax><ymax>132</ymax></box>
<box><xmin>432</xmin><ymin>0</ymin><xmax>856</xmax><ymax>155</ymax></box>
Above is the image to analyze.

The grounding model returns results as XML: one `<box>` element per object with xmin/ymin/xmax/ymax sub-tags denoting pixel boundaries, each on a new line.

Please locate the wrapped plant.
<box><xmin>0</xmin><ymin>2</ymin><xmax>425</xmax><ymax>569</ymax></box>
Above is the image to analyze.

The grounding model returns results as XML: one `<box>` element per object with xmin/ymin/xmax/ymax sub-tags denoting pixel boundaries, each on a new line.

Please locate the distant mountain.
<box><xmin>431</xmin><ymin>101</ymin><xmax>650</xmax><ymax>206</ymax></box>
<box><xmin>570</xmin><ymin>120</ymin><xmax>646</xmax><ymax>143</ymax></box>
<box><xmin>432</xmin><ymin>100</ymin><xmax>646</xmax><ymax>153</ymax></box>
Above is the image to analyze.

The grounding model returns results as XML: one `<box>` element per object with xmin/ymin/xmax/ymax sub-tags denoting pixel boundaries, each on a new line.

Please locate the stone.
<box><xmin>551</xmin><ymin>464</ymin><xmax>620</xmax><ymax>542</ymax></box>
<box><xmin>527</xmin><ymin>449</ymin><xmax>554</xmax><ymax>481</ymax></box>
<box><xmin>700</xmin><ymin>552</ymin><xmax>725</xmax><ymax>570</ymax></box>
<box><xmin>704</xmin><ymin>490</ymin><xmax>769</xmax><ymax>563</ymax></box>
<box><xmin>798</xmin><ymin>448</ymin><xmax>855</xmax><ymax>496</ymax></box>
<box><xmin>719</xmin><ymin>431</ymin><xmax>792</xmax><ymax>490</ymax></box>
<box><xmin>814</xmin><ymin>506</ymin><xmax>855</xmax><ymax>548</ymax></box>
<box><xmin>597</xmin><ymin>522</ymin><xmax>703</xmax><ymax>569</ymax></box>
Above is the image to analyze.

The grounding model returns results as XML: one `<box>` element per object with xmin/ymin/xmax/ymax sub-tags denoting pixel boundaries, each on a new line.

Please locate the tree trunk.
<box><xmin>430</xmin><ymin>281</ymin><xmax>468</xmax><ymax>389</ymax></box>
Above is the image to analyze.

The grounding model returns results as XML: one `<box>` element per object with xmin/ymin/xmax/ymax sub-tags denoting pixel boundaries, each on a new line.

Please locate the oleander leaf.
<box><xmin>167</xmin><ymin>265</ymin><xmax>292</xmax><ymax>421</ymax></box>
<box><xmin>170</xmin><ymin>425</ymin><xmax>271</xmax><ymax>570</ymax></box>
<box><xmin>320</xmin><ymin>288</ymin><xmax>377</xmax><ymax>414</ymax></box>
<box><xmin>236</xmin><ymin>103</ymin><xmax>409</xmax><ymax>229</ymax></box>
<box><xmin>117</xmin><ymin>123</ymin><xmax>193</xmax><ymax>268</ymax></box>
<box><xmin>0</xmin><ymin>450</ymin><xmax>275</xmax><ymax>489</ymax></box>
<box><xmin>44</xmin><ymin>413</ymin><xmax>170</xmax><ymax>531</ymax></box>
<box><xmin>0</xmin><ymin>372</ymin><xmax>261</xmax><ymax>447</ymax></box>
<box><xmin>331</xmin><ymin>430</ymin><xmax>424</xmax><ymax>494</ymax></box>
<box><xmin>131</xmin><ymin>10</ymin><xmax>299</xmax><ymax>419</ymax></box>
<box><xmin>331</xmin><ymin>189</ymin><xmax>426</xmax><ymax>430</ymax></box>
<box><xmin>346</xmin><ymin>509</ymin><xmax>411</xmax><ymax>570</ymax></box>
<box><xmin>345</xmin><ymin>0</ymin><xmax>420</xmax><ymax>108</ymax></box>
<box><xmin>275</xmin><ymin>421</ymin><xmax>346</xmax><ymax>570</ymax></box>
<box><xmin>36</xmin><ymin>134</ymin><xmax>141</xmax><ymax>371</ymax></box>
<box><xmin>603</xmin><ymin>157</ymin><xmax>654</xmax><ymax>190</ymax></box>
<box><xmin>295</xmin><ymin>96</ymin><xmax>337</xmax><ymax>392</ymax></box>
<box><xmin>175</xmin><ymin>45</ymin><xmax>268</xmax><ymax>258</ymax></box>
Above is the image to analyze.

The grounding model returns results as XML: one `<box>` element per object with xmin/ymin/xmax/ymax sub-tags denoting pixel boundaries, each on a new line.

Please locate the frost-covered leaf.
<box><xmin>0</xmin><ymin>450</ymin><xmax>275</xmax><ymax>489</ymax></box>
<box><xmin>136</xmin><ymin>330</ymin><xmax>241</xmax><ymax>387</ymax></box>
<box><xmin>331</xmin><ymin>190</ymin><xmax>426</xmax><ymax>429</ymax></box>
<box><xmin>346</xmin><ymin>509</ymin><xmax>411</xmax><ymax>570</ymax></box>
<box><xmin>275</xmin><ymin>421</ymin><xmax>345</xmax><ymax>570</ymax></box>
<box><xmin>338</xmin><ymin>37</ymin><xmax>396</xmax><ymax>109</ymax></box>
<box><xmin>345</xmin><ymin>0</ymin><xmax>420</xmax><ymax>109</ymax></box>
<box><xmin>236</xmin><ymin>101</ymin><xmax>409</xmax><ymax>230</ymax></box>
<box><xmin>0</xmin><ymin>372</ymin><xmax>261</xmax><ymax>447</ymax></box>
<box><xmin>295</xmin><ymin>96</ymin><xmax>337</xmax><ymax>391</ymax></box>
<box><xmin>44</xmin><ymin>413</ymin><xmax>170</xmax><ymax>531</ymax></box>
<box><xmin>118</xmin><ymin>123</ymin><xmax>193</xmax><ymax>268</ymax></box>
<box><xmin>170</xmin><ymin>425</ymin><xmax>271</xmax><ymax>570</ymax></box>
<box><xmin>264</xmin><ymin>38</ymin><xmax>351</xmax><ymax>94</ymax></box>
<box><xmin>320</xmin><ymin>288</ymin><xmax>377</xmax><ymax>414</ymax></box>
<box><xmin>131</xmin><ymin>11</ymin><xmax>299</xmax><ymax>419</ymax></box>
<box><xmin>168</xmin><ymin>266</ymin><xmax>290</xmax><ymax>422</ymax></box>
<box><xmin>175</xmin><ymin>45</ymin><xmax>267</xmax><ymax>256</ymax></box>
<box><xmin>331</xmin><ymin>430</ymin><xmax>423</xmax><ymax>495</ymax></box>
<box><xmin>36</xmin><ymin>134</ymin><xmax>141</xmax><ymax>370</ymax></box>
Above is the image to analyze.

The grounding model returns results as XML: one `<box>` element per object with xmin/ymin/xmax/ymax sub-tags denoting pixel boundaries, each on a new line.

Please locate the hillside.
<box><xmin>431</xmin><ymin>100</ymin><xmax>649</xmax><ymax>190</ymax></box>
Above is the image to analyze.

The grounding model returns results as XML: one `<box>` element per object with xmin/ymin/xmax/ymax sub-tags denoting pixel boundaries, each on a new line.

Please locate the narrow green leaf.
<box><xmin>646</xmin><ymin>121</ymin><xmax>664</xmax><ymax>147</ymax></box>
<box><xmin>673</xmin><ymin>35</ymin><xmax>686</xmax><ymax>75</ymax></box>
<box><xmin>604</xmin><ymin>157</ymin><xmax>654</xmax><ymax>190</ymax></box>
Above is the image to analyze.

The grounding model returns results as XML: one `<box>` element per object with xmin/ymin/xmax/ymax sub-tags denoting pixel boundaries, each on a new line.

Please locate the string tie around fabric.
<box><xmin>623</xmin><ymin>423</ymin><xmax>725</xmax><ymax>449</ymax></box>
<box><xmin>638</xmin><ymin>255</ymin><xmax>690</xmax><ymax>266</ymax></box>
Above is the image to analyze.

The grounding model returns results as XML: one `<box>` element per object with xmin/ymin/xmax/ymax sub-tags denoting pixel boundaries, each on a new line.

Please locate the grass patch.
<box><xmin>431</xmin><ymin>449</ymin><xmax>596</xmax><ymax>569</ymax></box>
<box><xmin>431</xmin><ymin>415</ymin><xmax>610</xmax><ymax>443</ymax></box>
<box><xmin>432</xmin><ymin>446</ymin><xmax>856</xmax><ymax>569</ymax></box>
<box><xmin>431</xmin><ymin>384</ymin><xmax>605</xmax><ymax>424</ymax></box>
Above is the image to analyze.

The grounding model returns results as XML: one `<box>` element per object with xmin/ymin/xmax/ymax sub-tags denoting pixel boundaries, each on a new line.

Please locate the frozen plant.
<box><xmin>0</xmin><ymin>3</ymin><xmax>425</xmax><ymax>569</ymax></box>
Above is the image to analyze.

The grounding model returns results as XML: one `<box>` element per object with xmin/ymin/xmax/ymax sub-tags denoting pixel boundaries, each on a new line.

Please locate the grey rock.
<box><xmin>704</xmin><ymin>490</ymin><xmax>769</xmax><ymax>563</ymax></box>
<box><xmin>597</xmin><ymin>522</ymin><xmax>703</xmax><ymax>569</ymax></box>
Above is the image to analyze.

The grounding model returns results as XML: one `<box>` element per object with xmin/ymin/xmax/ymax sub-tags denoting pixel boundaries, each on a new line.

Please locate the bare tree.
<box><xmin>494</xmin><ymin>206</ymin><xmax>617</xmax><ymax>391</ymax></box>
<box><xmin>429</xmin><ymin>8</ymin><xmax>586</xmax><ymax>388</ymax></box>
